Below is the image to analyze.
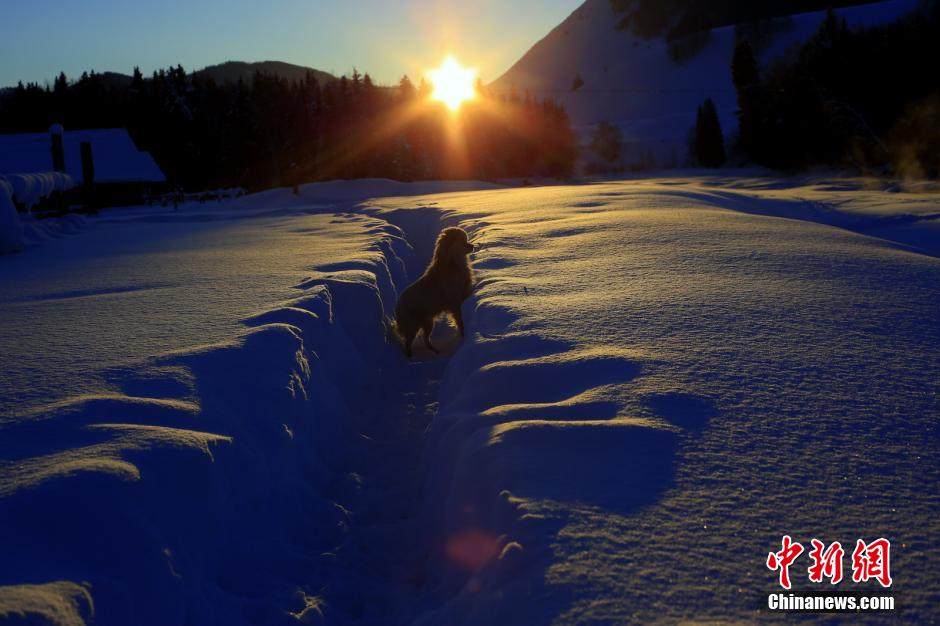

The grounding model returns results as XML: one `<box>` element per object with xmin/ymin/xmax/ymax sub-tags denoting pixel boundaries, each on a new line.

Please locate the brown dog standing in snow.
<box><xmin>395</xmin><ymin>227</ymin><xmax>474</xmax><ymax>357</ymax></box>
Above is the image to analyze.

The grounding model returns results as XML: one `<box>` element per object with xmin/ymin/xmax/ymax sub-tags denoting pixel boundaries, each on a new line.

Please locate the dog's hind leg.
<box><xmin>404</xmin><ymin>331</ymin><xmax>417</xmax><ymax>358</ymax></box>
<box><xmin>421</xmin><ymin>320</ymin><xmax>439</xmax><ymax>354</ymax></box>
<box><xmin>450</xmin><ymin>306</ymin><xmax>465</xmax><ymax>337</ymax></box>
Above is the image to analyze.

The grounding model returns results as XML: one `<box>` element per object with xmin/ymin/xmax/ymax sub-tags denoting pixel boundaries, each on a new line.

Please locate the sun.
<box><xmin>428</xmin><ymin>56</ymin><xmax>478</xmax><ymax>111</ymax></box>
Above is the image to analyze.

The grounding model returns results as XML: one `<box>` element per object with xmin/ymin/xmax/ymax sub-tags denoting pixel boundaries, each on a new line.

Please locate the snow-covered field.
<box><xmin>1</xmin><ymin>175</ymin><xmax>938</xmax><ymax>624</ymax></box>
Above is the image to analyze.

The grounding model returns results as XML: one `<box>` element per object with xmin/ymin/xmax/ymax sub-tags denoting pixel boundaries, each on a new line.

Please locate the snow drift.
<box><xmin>0</xmin><ymin>183</ymin><xmax>424</xmax><ymax>625</ymax></box>
<box><xmin>1</xmin><ymin>176</ymin><xmax>937</xmax><ymax>624</ymax></box>
<box><xmin>362</xmin><ymin>176</ymin><xmax>939</xmax><ymax>623</ymax></box>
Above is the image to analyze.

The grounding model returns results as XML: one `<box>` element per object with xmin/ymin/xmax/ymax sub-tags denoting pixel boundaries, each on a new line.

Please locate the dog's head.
<box><xmin>433</xmin><ymin>227</ymin><xmax>475</xmax><ymax>265</ymax></box>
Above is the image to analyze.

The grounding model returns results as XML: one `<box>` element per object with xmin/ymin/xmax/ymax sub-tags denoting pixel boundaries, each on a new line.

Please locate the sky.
<box><xmin>0</xmin><ymin>0</ymin><xmax>582</xmax><ymax>87</ymax></box>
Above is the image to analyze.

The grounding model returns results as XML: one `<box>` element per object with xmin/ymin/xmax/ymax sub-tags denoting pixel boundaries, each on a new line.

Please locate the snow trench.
<box><xmin>0</xmin><ymin>201</ymin><xmax>574</xmax><ymax>626</ymax></box>
<box><xmin>1</xmin><ymin>196</ymin><xmax>693</xmax><ymax>625</ymax></box>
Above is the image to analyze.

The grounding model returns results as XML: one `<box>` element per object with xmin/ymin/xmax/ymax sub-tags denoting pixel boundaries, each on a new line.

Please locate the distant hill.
<box><xmin>194</xmin><ymin>61</ymin><xmax>335</xmax><ymax>85</ymax></box>
<box><xmin>97</xmin><ymin>71</ymin><xmax>133</xmax><ymax>88</ymax></box>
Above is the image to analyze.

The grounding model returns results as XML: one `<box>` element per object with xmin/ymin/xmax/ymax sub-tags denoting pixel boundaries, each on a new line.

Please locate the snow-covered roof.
<box><xmin>0</xmin><ymin>128</ymin><xmax>166</xmax><ymax>184</ymax></box>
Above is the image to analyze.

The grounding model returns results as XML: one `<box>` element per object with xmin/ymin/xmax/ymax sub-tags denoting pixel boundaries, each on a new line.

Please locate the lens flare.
<box><xmin>444</xmin><ymin>529</ymin><xmax>500</xmax><ymax>572</ymax></box>
<box><xmin>428</xmin><ymin>56</ymin><xmax>477</xmax><ymax>111</ymax></box>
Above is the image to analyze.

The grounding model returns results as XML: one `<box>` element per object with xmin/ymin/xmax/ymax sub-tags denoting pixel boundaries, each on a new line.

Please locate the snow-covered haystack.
<box><xmin>0</xmin><ymin>172</ymin><xmax>75</xmax><ymax>253</ymax></box>
<box><xmin>2</xmin><ymin>172</ymin><xmax>76</xmax><ymax>209</ymax></box>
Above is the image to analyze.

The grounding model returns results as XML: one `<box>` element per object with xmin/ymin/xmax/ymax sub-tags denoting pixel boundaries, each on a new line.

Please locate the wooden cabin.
<box><xmin>0</xmin><ymin>126</ymin><xmax>166</xmax><ymax>210</ymax></box>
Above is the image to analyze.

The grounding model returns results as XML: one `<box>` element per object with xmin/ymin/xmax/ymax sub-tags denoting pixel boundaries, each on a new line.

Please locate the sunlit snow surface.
<box><xmin>370</xmin><ymin>176</ymin><xmax>940</xmax><ymax>624</ymax></box>
<box><xmin>1</xmin><ymin>209</ymin><xmax>379</xmax><ymax>416</ymax></box>
<box><xmin>0</xmin><ymin>175</ymin><xmax>938</xmax><ymax>624</ymax></box>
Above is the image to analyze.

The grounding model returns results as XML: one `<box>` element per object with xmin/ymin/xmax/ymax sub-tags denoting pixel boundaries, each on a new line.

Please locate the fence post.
<box><xmin>50</xmin><ymin>124</ymin><xmax>66</xmax><ymax>173</ymax></box>
<box><xmin>80</xmin><ymin>141</ymin><xmax>96</xmax><ymax>210</ymax></box>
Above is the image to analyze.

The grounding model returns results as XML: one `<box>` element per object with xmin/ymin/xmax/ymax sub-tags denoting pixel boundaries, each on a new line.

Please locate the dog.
<box><xmin>395</xmin><ymin>227</ymin><xmax>475</xmax><ymax>358</ymax></box>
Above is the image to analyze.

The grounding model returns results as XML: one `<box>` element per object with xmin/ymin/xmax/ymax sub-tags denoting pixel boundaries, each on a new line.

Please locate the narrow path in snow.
<box><xmin>321</xmin><ymin>210</ymin><xmax>466</xmax><ymax>625</ymax></box>
<box><xmin>326</xmin><ymin>346</ymin><xmax>455</xmax><ymax>625</ymax></box>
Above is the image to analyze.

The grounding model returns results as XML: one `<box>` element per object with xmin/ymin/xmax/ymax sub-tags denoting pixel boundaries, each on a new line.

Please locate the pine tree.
<box><xmin>399</xmin><ymin>75</ymin><xmax>415</xmax><ymax>100</ymax></box>
<box><xmin>590</xmin><ymin>121</ymin><xmax>623</xmax><ymax>164</ymax></box>
<box><xmin>692</xmin><ymin>98</ymin><xmax>726</xmax><ymax>167</ymax></box>
<box><xmin>418</xmin><ymin>78</ymin><xmax>432</xmax><ymax>99</ymax></box>
<box><xmin>53</xmin><ymin>72</ymin><xmax>68</xmax><ymax>95</ymax></box>
<box><xmin>731</xmin><ymin>39</ymin><xmax>761</xmax><ymax>159</ymax></box>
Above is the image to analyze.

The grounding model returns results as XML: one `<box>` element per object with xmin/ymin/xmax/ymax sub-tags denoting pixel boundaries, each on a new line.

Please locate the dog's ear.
<box><xmin>438</xmin><ymin>230</ymin><xmax>453</xmax><ymax>252</ymax></box>
<box><xmin>444</xmin><ymin>233</ymin><xmax>460</xmax><ymax>259</ymax></box>
<box><xmin>432</xmin><ymin>229</ymin><xmax>452</xmax><ymax>265</ymax></box>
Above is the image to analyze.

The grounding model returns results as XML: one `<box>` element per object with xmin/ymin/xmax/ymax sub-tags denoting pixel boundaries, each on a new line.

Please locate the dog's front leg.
<box><xmin>421</xmin><ymin>320</ymin><xmax>439</xmax><ymax>354</ymax></box>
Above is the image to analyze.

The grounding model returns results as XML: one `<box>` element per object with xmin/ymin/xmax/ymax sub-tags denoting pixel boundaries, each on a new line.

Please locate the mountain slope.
<box><xmin>492</xmin><ymin>0</ymin><xmax>920</xmax><ymax>164</ymax></box>
<box><xmin>611</xmin><ymin>0</ymin><xmax>886</xmax><ymax>39</ymax></box>
<box><xmin>195</xmin><ymin>61</ymin><xmax>334</xmax><ymax>85</ymax></box>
